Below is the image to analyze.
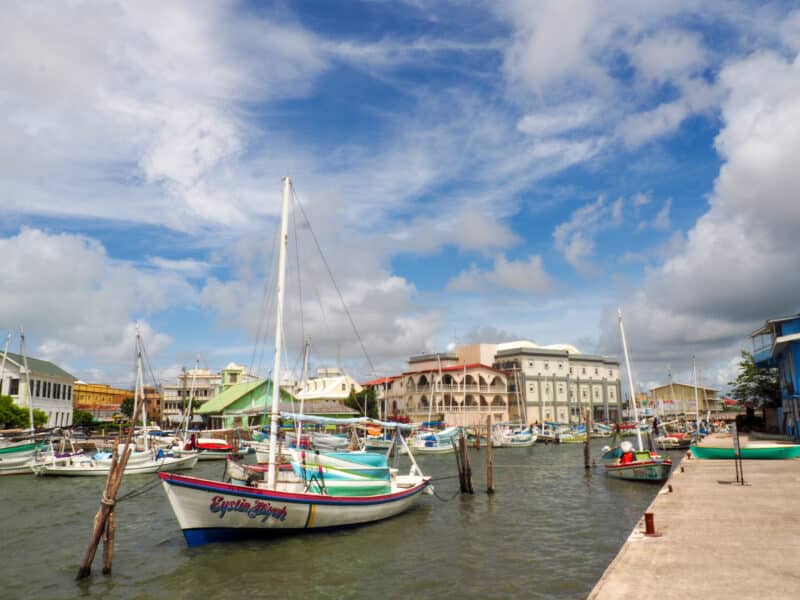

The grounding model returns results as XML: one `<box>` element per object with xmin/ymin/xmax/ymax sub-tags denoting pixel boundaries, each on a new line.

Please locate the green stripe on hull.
<box><xmin>690</xmin><ymin>445</ymin><xmax>800</xmax><ymax>460</ymax></box>
<box><xmin>0</xmin><ymin>442</ymin><xmax>41</xmax><ymax>454</ymax></box>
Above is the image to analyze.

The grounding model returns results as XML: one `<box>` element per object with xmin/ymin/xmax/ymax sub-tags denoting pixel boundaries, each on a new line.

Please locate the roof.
<box><xmin>751</xmin><ymin>313</ymin><xmax>800</xmax><ymax>337</ymax></box>
<box><xmin>495</xmin><ymin>340</ymin><xmax>582</xmax><ymax>354</ymax></box>
<box><xmin>237</xmin><ymin>400</ymin><xmax>359</xmax><ymax>416</ymax></box>
<box><xmin>197</xmin><ymin>380</ymin><xmax>271</xmax><ymax>414</ymax></box>
<box><xmin>360</xmin><ymin>376</ymin><xmax>399</xmax><ymax>387</ymax></box>
<box><xmin>401</xmin><ymin>362</ymin><xmax>508</xmax><ymax>377</ymax></box>
<box><xmin>650</xmin><ymin>382</ymin><xmax>718</xmax><ymax>393</ymax></box>
<box><xmin>2</xmin><ymin>352</ymin><xmax>76</xmax><ymax>380</ymax></box>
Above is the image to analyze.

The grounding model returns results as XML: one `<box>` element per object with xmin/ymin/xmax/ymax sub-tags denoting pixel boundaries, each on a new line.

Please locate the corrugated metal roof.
<box><xmin>196</xmin><ymin>379</ymin><xmax>295</xmax><ymax>414</ymax></box>
<box><xmin>2</xmin><ymin>352</ymin><xmax>76</xmax><ymax>380</ymax></box>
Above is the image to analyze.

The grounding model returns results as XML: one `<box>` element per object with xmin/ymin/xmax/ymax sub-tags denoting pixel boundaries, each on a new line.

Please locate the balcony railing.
<box><xmin>403</xmin><ymin>384</ymin><xmax>510</xmax><ymax>394</ymax></box>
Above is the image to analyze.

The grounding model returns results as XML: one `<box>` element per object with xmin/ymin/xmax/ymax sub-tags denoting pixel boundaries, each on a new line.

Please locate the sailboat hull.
<box><xmin>604</xmin><ymin>459</ymin><xmax>672</xmax><ymax>482</ymax></box>
<box><xmin>159</xmin><ymin>472</ymin><xmax>430</xmax><ymax>546</ymax></box>
<box><xmin>0</xmin><ymin>442</ymin><xmax>42</xmax><ymax>475</ymax></box>
<box><xmin>33</xmin><ymin>453</ymin><xmax>199</xmax><ymax>476</ymax></box>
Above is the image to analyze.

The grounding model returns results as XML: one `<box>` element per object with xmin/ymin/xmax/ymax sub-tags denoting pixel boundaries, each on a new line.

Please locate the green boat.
<box><xmin>690</xmin><ymin>444</ymin><xmax>800</xmax><ymax>460</ymax></box>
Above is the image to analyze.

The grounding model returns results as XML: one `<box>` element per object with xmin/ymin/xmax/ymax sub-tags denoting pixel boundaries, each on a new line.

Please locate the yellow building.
<box><xmin>649</xmin><ymin>382</ymin><xmax>720</xmax><ymax>415</ymax></box>
<box><xmin>73</xmin><ymin>382</ymin><xmax>133</xmax><ymax>421</ymax></box>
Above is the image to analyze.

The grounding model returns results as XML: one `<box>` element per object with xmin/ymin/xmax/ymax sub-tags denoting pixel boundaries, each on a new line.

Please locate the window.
<box><xmin>581</xmin><ymin>368</ymin><xmax>586</xmax><ymax>375</ymax></box>
<box><xmin>342</xmin><ymin>384</ymin><xmax>346</xmax><ymax>391</ymax></box>
<box><xmin>9</xmin><ymin>378</ymin><xmax>20</xmax><ymax>395</ymax></box>
<box><xmin>594</xmin><ymin>390</ymin><xmax>599</xmax><ymax>398</ymax></box>
<box><xmin>594</xmin><ymin>368</ymin><xmax>599</xmax><ymax>375</ymax></box>
<box><xmin>35</xmin><ymin>380</ymin><xmax>41</xmax><ymax>397</ymax></box>
<box><xmin>558</xmin><ymin>363</ymin><xmax>563</xmax><ymax>370</ymax></box>
<box><xmin>581</xmin><ymin>390</ymin><xmax>587</xmax><ymax>398</ymax></box>
<box><xmin>67</xmin><ymin>386</ymin><xmax>72</xmax><ymax>401</ymax></box>
<box><xmin>229</xmin><ymin>373</ymin><xmax>238</xmax><ymax>384</ymax></box>
<box><xmin>528</xmin><ymin>361</ymin><xmax>533</xmax><ymax>367</ymax></box>
<box><xmin>544</xmin><ymin>363</ymin><xmax>549</xmax><ymax>370</ymax></box>
<box><xmin>55</xmin><ymin>383</ymin><xmax>61</xmax><ymax>400</ymax></box>
<box><xmin>608</xmin><ymin>370</ymin><xmax>613</xmax><ymax>377</ymax></box>
<box><xmin>569</xmin><ymin>367</ymin><xmax>573</xmax><ymax>374</ymax></box>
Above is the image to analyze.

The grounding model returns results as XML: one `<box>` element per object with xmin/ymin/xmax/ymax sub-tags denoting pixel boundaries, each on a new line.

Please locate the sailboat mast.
<box><xmin>0</xmin><ymin>331</ymin><xmax>11</xmax><ymax>395</ymax></box>
<box><xmin>136</xmin><ymin>328</ymin><xmax>149</xmax><ymax>452</ymax></box>
<box><xmin>20</xmin><ymin>328</ymin><xmax>35</xmax><ymax>431</ymax></box>
<box><xmin>297</xmin><ymin>338</ymin><xmax>310</xmax><ymax>442</ymax></box>
<box><xmin>692</xmin><ymin>355</ymin><xmax>700</xmax><ymax>432</ymax></box>
<box><xmin>617</xmin><ymin>309</ymin><xmax>643</xmax><ymax>451</ymax></box>
<box><xmin>267</xmin><ymin>176</ymin><xmax>291</xmax><ymax>489</ymax></box>
<box><xmin>0</xmin><ymin>331</ymin><xmax>11</xmax><ymax>396</ymax></box>
<box><xmin>183</xmin><ymin>358</ymin><xmax>200</xmax><ymax>441</ymax></box>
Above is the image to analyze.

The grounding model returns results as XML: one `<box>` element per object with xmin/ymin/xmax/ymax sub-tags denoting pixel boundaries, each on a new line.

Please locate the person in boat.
<box><xmin>652</xmin><ymin>416</ymin><xmax>660</xmax><ymax>436</ymax></box>
<box><xmin>619</xmin><ymin>440</ymin><xmax>636</xmax><ymax>465</ymax></box>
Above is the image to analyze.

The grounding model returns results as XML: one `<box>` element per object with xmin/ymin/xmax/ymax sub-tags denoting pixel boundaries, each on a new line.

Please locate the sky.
<box><xmin>2</xmin><ymin>0</ymin><xmax>800</xmax><ymax>394</ymax></box>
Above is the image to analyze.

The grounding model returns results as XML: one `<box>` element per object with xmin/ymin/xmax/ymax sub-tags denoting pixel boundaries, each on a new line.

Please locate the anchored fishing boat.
<box><xmin>689</xmin><ymin>443</ymin><xmax>800</xmax><ymax>460</ymax></box>
<box><xmin>600</xmin><ymin>310</ymin><xmax>672</xmax><ymax>483</ymax></box>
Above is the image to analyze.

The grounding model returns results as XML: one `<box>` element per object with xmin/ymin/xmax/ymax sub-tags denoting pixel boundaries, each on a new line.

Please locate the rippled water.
<box><xmin>1</xmin><ymin>440</ymin><xmax>676</xmax><ymax>599</ymax></box>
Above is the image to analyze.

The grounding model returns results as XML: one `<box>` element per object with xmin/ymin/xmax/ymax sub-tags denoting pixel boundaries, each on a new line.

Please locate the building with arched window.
<box><xmin>363</xmin><ymin>340</ymin><xmax>622</xmax><ymax>426</ymax></box>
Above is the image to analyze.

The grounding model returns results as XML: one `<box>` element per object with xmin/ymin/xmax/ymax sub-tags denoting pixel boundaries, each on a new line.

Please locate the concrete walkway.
<box><xmin>589</xmin><ymin>434</ymin><xmax>800</xmax><ymax>599</ymax></box>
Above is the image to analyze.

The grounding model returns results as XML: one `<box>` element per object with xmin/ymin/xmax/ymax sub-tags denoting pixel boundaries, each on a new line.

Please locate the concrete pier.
<box><xmin>589</xmin><ymin>435</ymin><xmax>800</xmax><ymax>599</ymax></box>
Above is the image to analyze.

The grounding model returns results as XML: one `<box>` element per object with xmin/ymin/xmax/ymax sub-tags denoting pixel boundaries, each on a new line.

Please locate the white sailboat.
<box><xmin>159</xmin><ymin>177</ymin><xmax>431</xmax><ymax>546</ymax></box>
<box><xmin>0</xmin><ymin>329</ymin><xmax>46</xmax><ymax>475</ymax></box>
<box><xmin>34</xmin><ymin>328</ymin><xmax>198</xmax><ymax>476</ymax></box>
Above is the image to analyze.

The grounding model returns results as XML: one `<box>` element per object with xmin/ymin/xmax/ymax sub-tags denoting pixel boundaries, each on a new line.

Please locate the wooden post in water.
<box><xmin>584</xmin><ymin>409</ymin><xmax>592</xmax><ymax>470</ymax></box>
<box><xmin>463</xmin><ymin>429</ymin><xmax>473</xmax><ymax>494</ymax></box>
<box><xmin>77</xmin><ymin>434</ymin><xmax>133</xmax><ymax>579</ymax></box>
<box><xmin>486</xmin><ymin>414</ymin><xmax>494</xmax><ymax>494</ymax></box>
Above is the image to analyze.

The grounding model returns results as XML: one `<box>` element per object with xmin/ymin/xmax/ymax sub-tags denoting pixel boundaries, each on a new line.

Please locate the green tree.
<box><xmin>119</xmin><ymin>396</ymin><xmax>135</xmax><ymax>418</ymax></box>
<box><xmin>0</xmin><ymin>395</ymin><xmax>48</xmax><ymax>430</ymax></box>
<box><xmin>729</xmin><ymin>351</ymin><xmax>780</xmax><ymax>407</ymax></box>
<box><xmin>72</xmin><ymin>409</ymin><xmax>95</xmax><ymax>427</ymax></box>
<box><xmin>32</xmin><ymin>409</ymin><xmax>48</xmax><ymax>429</ymax></box>
<box><xmin>346</xmin><ymin>388</ymin><xmax>378</xmax><ymax>419</ymax></box>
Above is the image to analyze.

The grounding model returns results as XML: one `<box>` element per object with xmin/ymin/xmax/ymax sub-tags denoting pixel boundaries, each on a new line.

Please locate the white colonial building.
<box><xmin>293</xmin><ymin>367</ymin><xmax>362</xmax><ymax>411</ymax></box>
<box><xmin>363</xmin><ymin>340</ymin><xmax>622</xmax><ymax>426</ymax></box>
<box><xmin>0</xmin><ymin>352</ymin><xmax>77</xmax><ymax>428</ymax></box>
<box><xmin>492</xmin><ymin>341</ymin><xmax>622</xmax><ymax>424</ymax></box>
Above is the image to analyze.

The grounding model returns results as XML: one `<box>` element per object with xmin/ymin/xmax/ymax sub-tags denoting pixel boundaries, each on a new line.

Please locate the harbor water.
<box><xmin>1</xmin><ymin>440</ymin><xmax>676</xmax><ymax>599</ymax></box>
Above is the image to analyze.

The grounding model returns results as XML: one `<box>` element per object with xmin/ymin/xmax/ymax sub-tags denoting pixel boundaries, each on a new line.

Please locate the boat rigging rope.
<box><xmin>291</xmin><ymin>185</ymin><xmax>376</xmax><ymax>375</ymax></box>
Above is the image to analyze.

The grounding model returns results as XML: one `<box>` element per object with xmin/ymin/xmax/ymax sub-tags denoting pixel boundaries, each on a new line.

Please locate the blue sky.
<box><xmin>2</xmin><ymin>0</ymin><xmax>800</xmax><ymax>392</ymax></box>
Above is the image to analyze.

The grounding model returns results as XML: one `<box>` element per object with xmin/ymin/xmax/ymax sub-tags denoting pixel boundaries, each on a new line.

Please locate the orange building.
<box><xmin>73</xmin><ymin>383</ymin><xmax>133</xmax><ymax>422</ymax></box>
<box><xmin>143</xmin><ymin>385</ymin><xmax>162</xmax><ymax>423</ymax></box>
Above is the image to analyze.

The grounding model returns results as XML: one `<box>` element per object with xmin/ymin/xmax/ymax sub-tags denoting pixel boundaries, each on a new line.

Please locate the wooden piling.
<box><xmin>584</xmin><ymin>409</ymin><xmax>592</xmax><ymax>469</ymax></box>
<box><xmin>486</xmin><ymin>415</ymin><xmax>494</xmax><ymax>494</ymax></box>
<box><xmin>461</xmin><ymin>430</ymin><xmax>473</xmax><ymax>494</ymax></box>
<box><xmin>77</xmin><ymin>425</ymin><xmax>134</xmax><ymax>580</ymax></box>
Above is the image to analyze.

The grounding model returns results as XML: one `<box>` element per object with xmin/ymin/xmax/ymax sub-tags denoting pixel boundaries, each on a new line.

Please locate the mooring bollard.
<box><xmin>644</xmin><ymin>512</ymin><xmax>662</xmax><ymax>537</ymax></box>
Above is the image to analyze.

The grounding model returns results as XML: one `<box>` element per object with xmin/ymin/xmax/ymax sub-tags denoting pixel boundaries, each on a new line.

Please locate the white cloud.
<box><xmin>517</xmin><ymin>102</ymin><xmax>601</xmax><ymax>137</ymax></box>
<box><xmin>0</xmin><ymin>228</ymin><xmax>193</xmax><ymax>376</ymax></box>
<box><xmin>629</xmin><ymin>30</ymin><xmax>708</xmax><ymax>84</ymax></box>
<box><xmin>553</xmin><ymin>195</ymin><xmax>624</xmax><ymax>269</ymax></box>
<box><xmin>637</xmin><ymin>198</ymin><xmax>672</xmax><ymax>231</ymax></box>
<box><xmin>600</xmin><ymin>49</ymin><xmax>800</xmax><ymax>387</ymax></box>
<box><xmin>447</xmin><ymin>254</ymin><xmax>553</xmax><ymax>294</ymax></box>
<box><xmin>0</xmin><ymin>1</ymin><xmax>328</xmax><ymax>230</ymax></box>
